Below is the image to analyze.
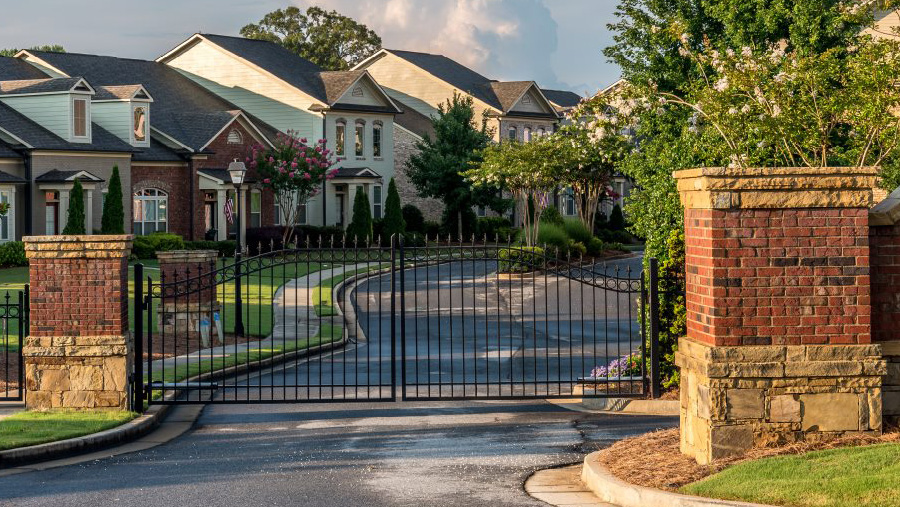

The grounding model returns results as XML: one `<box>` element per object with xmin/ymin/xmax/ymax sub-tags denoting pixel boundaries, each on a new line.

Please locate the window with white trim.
<box><xmin>524</xmin><ymin>127</ymin><xmax>531</xmax><ymax>142</ymax></box>
<box><xmin>476</xmin><ymin>205</ymin><xmax>486</xmax><ymax>218</ymax></box>
<box><xmin>508</xmin><ymin>126</ymin><xmax>517</xmax><ymax>141</ymax></box>
<box><xmin>250</xmin><ymin>190</ymin><xmax>261</xmax><ymax>228</ymax></box>
<box><xmin>372</xmin><ymin>185</ymin><xmax>383</xmax><ymax>219</ymax></box>
<box><xmin>73</xmin><ymin>98</ymin><xmax>88</xmax><ymax>138</ymax></box>
<box><xmin>562</xmin><ymin>188</ymin><xmax>577</xmax><ymax>216</ymax></box>
<box><xmin>133</xmin><ymin>188</ymin><xmax>168</xmax><ymax>235</ymax></box>
<box><xmin>0</xmin><ymin>189</ymin><xmax>12</xmax><ymax>241</ymax></box>
<box><xmin>373</xmin><ymin>122</ymin><xmax>382</xmax><ymax>158</ymax></box>
<box><xmin>133</xmin><ymin>106</ymin><xmax>147</xmax><ymax>143</ymax></box>
<box><xmin>335</xmin><ymin>121</ymin><xmax>346</xmax><ymax>156</ymax></box>
<box><xmin>355</xmin><ymin>120</ymin><xmax>365</xmax><ymax>157</ymax></box>
<box><xmin>298</xmin><ymin>203</ymin><xmax>307</xmax><ymax>225</ymax></box>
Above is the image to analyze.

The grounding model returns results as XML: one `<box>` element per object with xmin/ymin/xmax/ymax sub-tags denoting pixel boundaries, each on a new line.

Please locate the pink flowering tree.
<box><xmin>249</xmin><ymin>130</ymin><xmax>338</xmax><ymax>246</ymax></box>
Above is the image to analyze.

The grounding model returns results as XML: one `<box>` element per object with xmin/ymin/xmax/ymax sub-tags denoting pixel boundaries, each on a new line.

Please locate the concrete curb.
<box><xmin>334</xmin><ymin>265</ymin><xmax>393</xmax><ymax>343</ymax></box>
<box><xmin>581</xmin><ymin>398</ymin><xmax>679</xmax><ymax>415</ymax></box>
<box><xmin>580</xmin><ymin>451</ymin><xmax>776</xmax><ymax>507</ymax></box>
<box><xmin>0</xmin><ymin>404</ymin><xmax>170</xmax><ymax>469</ymax></box>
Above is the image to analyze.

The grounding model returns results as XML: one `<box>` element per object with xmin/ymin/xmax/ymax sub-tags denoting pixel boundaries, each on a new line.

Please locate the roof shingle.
<box><xmin>0</xmin><ymin>56</ymin><xmax>49</xmax><ymax>80</ymax></box>
<box><xmin>0</xmin><ymin>100</ymin><xmax>134</xmax><ymax>153</ymax></box>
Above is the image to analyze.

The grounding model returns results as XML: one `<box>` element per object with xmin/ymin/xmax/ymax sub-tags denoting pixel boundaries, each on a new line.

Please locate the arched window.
<box><xmin>227</xmin><ymin>129</ymin><xmax>243</xmax><ymax>145</ymax></box>
<box><xmin>537</xmin><ymin>128</ymin><xmax>545</xmax><ymax>137</ymax></box>
<box><xmin>523</xmin><ymin>127</ymin><xmax>532</xmax><ymax>142</ymax></box>
<box><xmin>373</xmin><ymin>121</ymin><xmax>383</xmax><ymax>157</ymax></box>
<box><xmin>335</xmin><ymin>119</ymin><xmax>347</xmax><ymax>157</ymax></box>
<box><xmin>133</xmin><ymin>188</ymin><xmax>168</xmax><ymax>235</ymax></box>
<box><xmin>355</xmin><ymin>119</ymin><xmax>365</xmax><ymax>157</ymax></box>
<box><xmin>508</xmin><ymin>126</ymin><xmax>517</xmax><ymax>141</ymax></box>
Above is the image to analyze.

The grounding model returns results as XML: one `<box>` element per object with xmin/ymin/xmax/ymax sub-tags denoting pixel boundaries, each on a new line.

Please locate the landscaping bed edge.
<box><xmin>580</xmin><ymin>451</ymin><xmax>776</xmax><ymax>507</ymax></box>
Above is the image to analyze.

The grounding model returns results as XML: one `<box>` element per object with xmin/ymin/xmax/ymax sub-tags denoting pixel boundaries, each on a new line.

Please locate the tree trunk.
<box><xmin>457</xmin><ymin>210</ymin><xmax>463</xmax><ymax>241</ymax></box>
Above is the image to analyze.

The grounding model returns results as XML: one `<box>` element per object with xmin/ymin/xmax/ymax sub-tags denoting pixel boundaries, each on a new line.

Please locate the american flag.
<box><xmin>224</xmin><ymin>197</ymin><xmax>235</xmax><ymax>225</ymax></box>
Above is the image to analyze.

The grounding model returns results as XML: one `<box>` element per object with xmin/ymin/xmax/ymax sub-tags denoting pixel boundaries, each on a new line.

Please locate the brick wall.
<box><xmin>685</xmin><ymin>207</ymin><xmax>871</xmax><ymax>347</ymax></box>
<box><xmin>132</xmin><ymin>163</ymin><xmax>193</xmax><ymax>238</ymax></box>
<box><xmin>870</xmin><ymin>222</ymin><xmax>900</xmax><ymax>343</ymax></box>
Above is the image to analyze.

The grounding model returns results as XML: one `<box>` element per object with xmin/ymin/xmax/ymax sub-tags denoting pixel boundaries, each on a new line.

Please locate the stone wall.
<box><xmin>677</xmin><ymin>338</ymin><xmax>885</xmax><ymax>463</ymax></box>
<box><xmin>22</xmin><ymin>235</ymin><xmax>133</xmax><ymax>409</ymax></box>
<box><xmin>392</xmin><ymin>127</ymin><xmax>443</xmax><ymax>222</ymax></box>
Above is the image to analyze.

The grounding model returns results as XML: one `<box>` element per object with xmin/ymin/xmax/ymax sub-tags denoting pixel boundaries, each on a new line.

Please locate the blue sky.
<box><xmin>0</xmin><ymin>0</ymin><xmax>622</xmax><ymax>96</ymax></box>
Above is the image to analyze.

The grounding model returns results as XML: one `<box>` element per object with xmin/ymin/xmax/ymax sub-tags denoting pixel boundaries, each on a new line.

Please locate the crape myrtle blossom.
<box><xmin>249</xmin><ymin>130</ymin><xmax>338</xmax><ymax>245</ymax></box>
<box><xmin>644</xmin><ymin>24</ymin><xmax>900</xmax><ymax>169</ymax></box>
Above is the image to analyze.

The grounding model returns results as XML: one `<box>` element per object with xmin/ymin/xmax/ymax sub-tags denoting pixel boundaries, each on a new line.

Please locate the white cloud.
<box><xmin>301</xmin><ymin>0</ymin><xmax>567</xmax><ymax>88</ymax></box>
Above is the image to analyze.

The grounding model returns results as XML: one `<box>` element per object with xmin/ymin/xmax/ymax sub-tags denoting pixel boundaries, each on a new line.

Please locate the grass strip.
<box><xmin>0</xmin><ymin>409</ymin><xmax>137</xmax><ymax>451</ymax></box>
<box><xmin>312</xmin><ymin>265</ymin><xmax>387</xmax><ymax>317</ymax></box>
<box><xmin>681</xmin><ymin>443</ymin><xmax>900</xmax><ymax>507</ymax></box>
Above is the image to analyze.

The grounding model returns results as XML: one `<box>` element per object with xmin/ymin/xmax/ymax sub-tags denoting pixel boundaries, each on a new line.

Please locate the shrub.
<box><xmin>609</xmin><ymin>204</ymin><xmax>626</xmax><ymax>231</ymax></box>
<box><xmin>606</xmin><ymin>242</ymin><xmax>626</xmax><ymax>251</ymax></box>
<box><xmin>401</xmin><ymin>231</ymin><xmax>426</xmax><ymax>247</ymax></box>
<box><xmin>587</xmin><ymin>237</ymin><xmax>605</xmax><ymax>256</ymax></box>
<box><xmin>498</xmin><ymin>246</ymin><xmax>544</xmax><ymax>273</ymax></box>
<box><xmin>184</xmin><ymin>240</ymin><xmax>237</xmax><ymax>258</ymax></box>
<box><xmin>563</xmin><ymin>218</ymin><xmax>592</xmax><ymax>245</ymax></box>
<box><xmin>346</xmin><ymin>186</ymin><xmax>373</xmax><ymax>245</ymax></box>
<box><xmin>536</xmin><ymin>222</ymin><xmax>569</xmax><ymax>252</ymax></box>
<box><xmin>496</xmin><ymin>227</ymin><xmax>519</xmax><ymax>243</ymax></box>
<box><xmin>440</xmin><ymin>206</ymin><xmax>476</xmax><ymax>240</ymax></box>
<box><xmin>101</xmin><ymin>165</ymin><xmax>125</xmax><ymax>234</ymax></box>
<box><xmin>540</xmin><ymin>205</ymin><xmax>564</xmax><ymax>226</ymax></box>
<box><xmin>0</xmin><ymin>241</ymin><xmax>26</xmax><ymax>267</ymax></box>
<box><xmin>62</xmin><ymin>179</ymin><xmax>85</xmax><ymax>235</ymax></box>
<box><xmin>382</xmin><ymin>178</ymin><xmax>405</xmax><ymax>239</ymax></box>
<box><xmin>475</xmin><ymin>216</ymin><xmax>512</xmax><ymax>240</ymax></box>
<box><xmin>424</xmin><ymin>221</ymin><xmax>441</xmax><ymax>238</ymax></box>
<box><xmin>132</xmin><ymin>233</ymin><xmax>185</xmax><ymax>259</ymax></box>
<box><xmin>568</xmin><ymin>241</ymin><xmax>587</xmax><ymax>258</ymax></box>
<box><xmin>402</xmin><ymin>204</ymin><xmax>425</xmax><ymax>233</ymax></box>
<box><xmin>246</xmin><ymin>225</ymin><xmax>345</xmax><ymax>252</ymax></box>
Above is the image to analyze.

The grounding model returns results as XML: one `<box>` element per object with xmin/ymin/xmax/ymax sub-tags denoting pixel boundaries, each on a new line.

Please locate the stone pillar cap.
<box><xmin>673</xmin><ymin>166</ymin><xmax>879</xmax><ymax>210</ymax></box>
<box><xmin>24</xmin><ymin>235</ymin><xmax>134</xmax><ymax>259</ymax></box>
<box><xmin>156</xmin><ymin>250</ymin><xmax>220</xmax><ymax>262</ymax></box>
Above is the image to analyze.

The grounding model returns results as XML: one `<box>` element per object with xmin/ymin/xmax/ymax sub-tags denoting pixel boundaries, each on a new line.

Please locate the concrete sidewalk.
<box><xmin>149</xmin><ymin>263</ymin><xmax>371</xmax><ymax>373</ymax></box>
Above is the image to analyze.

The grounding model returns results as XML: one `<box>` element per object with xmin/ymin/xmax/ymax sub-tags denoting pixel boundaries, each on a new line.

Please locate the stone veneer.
<box><xmin>673</xmin><ymin>166</ymin><xmax>885</xmax><ymax>464</ymax></box>
<box><xmin>22</xmin><ymin>235</ymin><xmax>133</xmax><ymax>409</ymax></box>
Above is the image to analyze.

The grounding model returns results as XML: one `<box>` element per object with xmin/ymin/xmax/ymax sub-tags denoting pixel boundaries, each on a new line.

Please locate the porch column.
<box><xmin>22</xmin><ymin>235</ymin><xmax>134</xmax><ymax>409</ymax></box>
<box><xmin>85</xmin><ymin>189</ymin><xmax>93</xmax><ymax>235</ymax></box>
<box><xmin>217</xmin><ymin>189</ymin><xmax>227</xmax><ymax>241</ymax></box>
<box><xmin>59</xmin><ymin>189</ymin><xmax>69</xmax><ymax>233</ymax></box>
<box><xmin>673</xmin><ymin>166</ymin><xmax>885</xmax><ymax>465</ymax></box>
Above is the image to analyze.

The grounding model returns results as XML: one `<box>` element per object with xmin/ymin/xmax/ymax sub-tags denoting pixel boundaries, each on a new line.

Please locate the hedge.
<box><xmin>0</xmin><ymin>241</ymin><xmax>26</xmax><ymax>268</ymax></box>
<box><xmin>498</xmin><ymin>246</ymin><xmax>544</xmax><ymax>274</ymax></box>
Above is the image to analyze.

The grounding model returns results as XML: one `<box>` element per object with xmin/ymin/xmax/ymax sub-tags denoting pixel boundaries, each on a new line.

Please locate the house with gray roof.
<box><xmin>4</xmin><ymin>51</ymin><xmax>282</xmax><ymax>241</ymax></box>
<box><xmin>157</xmin><ymin>33</ymin><xmax>407</xmax><ymax>228</ymax></box>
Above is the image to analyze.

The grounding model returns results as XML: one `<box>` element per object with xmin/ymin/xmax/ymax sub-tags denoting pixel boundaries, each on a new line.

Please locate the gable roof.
<box><xmin>20</xmin><ymin>50</ymin><xmax>276</xmax><ymax>152</ymax></box>
<box><xmin>0</xmin><ymin>142</ymin><xmax>23</xmax><ymax>160</ymax></box>
<box><xmin>93</xmin><ymin>84</ymin><xmax>153</xmax><ymax>101</ymax></box>
<box><xmin>392</xmin><ymin>98</ymin><xmax>435</xmax><ymax>139</ymax></box>
<box><xmin>0</xmin><ymin>56</ymin><xmax>48</xmax><ymax>80</ymax></box>
<box><xmin>0</xmin><ymin>77</ymin><xmax>92</xmax><ymax>96</ymax></box>
<box><xmin>35</xmin><ymin>169</ymin><xmax>105</xmax><ymax>183</ymax></box>
<box><xmin>0</xmin><ymin>100</ymin><xmax>134</xmax><ymax>153</ymax></box>
<box><xmin>165</xmin><ymin>34</ymin><xmax>401</xmax><ymax>113</ymax></box>
<box><xmin>363</xmin><ymin>49</ymin><xmax>557</xmax><ymax>117</ymax></box>
<box><xmin>542</xmin><ymin>89</ymin><xmax>583</xmax><ymax>109</ymax></box>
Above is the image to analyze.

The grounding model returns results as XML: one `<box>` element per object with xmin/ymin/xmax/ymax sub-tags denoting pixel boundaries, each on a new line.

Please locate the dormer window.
<box><xmin>227</xmin><ymin>129</ymin><xmax>243</xmax><ymax>145</ymax></box>
<box><xmin>73</xmin><ymin>98</ymin><xmax>88</xmax><ymax>138</ymax></box>
<box><xmin>133</xmin><ymin>106</ymin><xmax>147</xmax><ymax>143</ymax></box>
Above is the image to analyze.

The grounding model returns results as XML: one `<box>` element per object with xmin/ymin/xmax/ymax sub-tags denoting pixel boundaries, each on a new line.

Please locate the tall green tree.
<box><xmin>406</xmin><ymin>94</ymin><xmax>507</xmax><ymax>239</ymax></box>
<box><xmin>241</xmin><ymin>6</ymin><xmax>381</xmax><ymax>70</ymax></box>
<box><xmin>0</xmin><ymin>44</ymin><xmax>65</xmax><ymax>57</ymax></box>
<box><xmin>382</xmin><ymin>178</ymin><xmax>405</xmax><ymax>240</ymax></box>
<box><xmin>62</xmin><ymin>180</ymin><xmax>86</xmax><ymax>235</ymax></box>
<box><xmin>346</xmin><ymin>186</ymin><xmax>373</xmax><ymax>245</ymax></box>
<box><xmin>101</xmin><ymin>165</ymin><xmax>125</xmax><ymax>234</ymax></box>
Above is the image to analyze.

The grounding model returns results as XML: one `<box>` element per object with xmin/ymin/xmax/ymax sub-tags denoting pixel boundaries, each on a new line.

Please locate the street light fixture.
<box><xmin>228</xmin><ymin>159</ymin><xmax>247</xmax><ymax>338</ymax></box>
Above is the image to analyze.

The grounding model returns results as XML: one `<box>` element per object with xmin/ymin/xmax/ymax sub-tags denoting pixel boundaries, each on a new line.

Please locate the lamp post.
<box><xmin>228</xmin><ymin>159</ymin><xmax>247</xmax><ymax>338</ymax></box>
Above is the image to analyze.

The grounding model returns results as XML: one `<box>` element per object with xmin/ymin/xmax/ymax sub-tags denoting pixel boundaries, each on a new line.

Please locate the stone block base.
<box><xmin>675</xmin><ymin>337</ymin><xmax>885</xmax><ymax>465</ymax></box>
<box><xmin>883</xmin><ymin>341</ymin><xmax>900</xmax><ymax>426</ymax></box>
<box><xmin>23</xmin><ymin>335</ymin><xmax>132</xmax><ymax>410</ymax></box>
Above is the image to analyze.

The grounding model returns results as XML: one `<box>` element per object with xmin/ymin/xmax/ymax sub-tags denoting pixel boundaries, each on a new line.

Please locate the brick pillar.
<box><xmin>23</xmin><ymin>235</ymin><xmax>133</xmax><ymax>410</ymax></box>
<box><xmin>869</xmin><ymin>189</ymin><xmax>900</xmax><ymax>425</ymax></box>
<box><xmin>673</xmin><ymin>167</ymin><xmax>886</xmax><ymax>465</ymax></box>
<box><xmin>156</xmin><ymin>250</ymin><xmax>220</xmax><ymax>349</ymax></box>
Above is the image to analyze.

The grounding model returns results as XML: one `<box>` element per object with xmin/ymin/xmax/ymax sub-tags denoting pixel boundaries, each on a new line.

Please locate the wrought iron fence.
<box><xmin>0</xmin><ymin>286</ymin><xmax>27</xmax><ymax>402</ymax></box>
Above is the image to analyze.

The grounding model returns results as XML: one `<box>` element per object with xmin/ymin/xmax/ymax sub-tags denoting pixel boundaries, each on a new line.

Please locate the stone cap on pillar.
<box><xmin>23</xmin><ymin>235</ymin><xmax>134</xmax><ymax>259</ymax></box>
<box><xmin>156</xmin><ymin>250</ymin><xmax>219</xmax><ymax>264</ymax></box>
<box><xmin>673</xmin><ymin>166</ymin><xmax>879</xmax><ymax>210</ymax></box>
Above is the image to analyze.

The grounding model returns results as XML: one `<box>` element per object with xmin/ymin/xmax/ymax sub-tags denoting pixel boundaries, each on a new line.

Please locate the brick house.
<box><xmin>2</xmin><ymin>51</ymin><xmax>280</xmax><ymax>242</ymax></box>
<box><xmin>157</xmin><ymin>34</ymin><xmax>405</xmax><ymax>228</ymax></box>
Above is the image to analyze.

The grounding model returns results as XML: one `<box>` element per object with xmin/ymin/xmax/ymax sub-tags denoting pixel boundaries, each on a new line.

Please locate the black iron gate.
<box><xmin>134</xmin><ymin>239</ymin><xmax>659</xmax><ymax>408</ymax></box>
<box><xmin>1</xmin><ymin>286</ymin><xmax>27</xmax><ymax>402</ymax></box>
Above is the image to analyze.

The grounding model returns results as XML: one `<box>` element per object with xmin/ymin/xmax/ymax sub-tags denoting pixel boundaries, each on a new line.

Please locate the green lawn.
<box><xmin>147</xmin><ymin>323</ymin><xmax>342</xmax><ymax>386</ymax></box>
<box><xmin>681</xmin><ymin>443</ymin><xmax>900</xmax><ymax>507</ymax></box>
<box><xmin>0</xmin><ymin>410</ymin><xmax>137</xmax><ymax>451</ymax></box>
<box><xmin>313</xmin><ymin>265</ymin><xmax>387</xmax><ymax>317</ymax></box>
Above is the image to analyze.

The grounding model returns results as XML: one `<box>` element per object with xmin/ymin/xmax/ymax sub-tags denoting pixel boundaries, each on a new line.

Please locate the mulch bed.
<box><xmin>596</xmin><ymin>426</ymin><xmax>900</xmax><ymax>492</ymax></box>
